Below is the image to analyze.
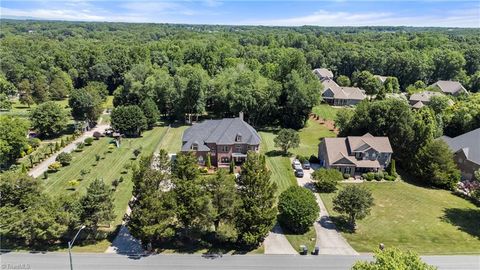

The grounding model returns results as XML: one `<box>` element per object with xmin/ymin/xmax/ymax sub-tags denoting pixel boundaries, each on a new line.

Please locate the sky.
<box><xmin>0</xmin><ymin>1</ymin><xmax>479</xmax><ymax>28</ymax></box>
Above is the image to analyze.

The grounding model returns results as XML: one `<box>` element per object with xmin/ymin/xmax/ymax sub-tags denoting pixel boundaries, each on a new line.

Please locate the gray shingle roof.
<box><xmin>430</xmin><ymin>80</ymin><xmax>467</xmax><ymax>95</ymax></box>
<box><xmin>440</xmin><ymin>128</ymin><xmax>480</xmax><ymax>165</ymax></box>
<box><xmin>181</xmin><ymin>117</ymin><xmax>261</xmax><ymax>152</ymax></box>
<box><xmin>321</xmin><ymin>79</ymin><xmax>366</xmax><ymax>100</ymax></box>
<box><xmin>409</xmin><ymin>91</ymin><xmax>444</xmax><ymax>103</ymax></box>
<box><xmin>313</xmin><ymin>68</ymin><xmax>334</xmax><ymax>79</ymax></box>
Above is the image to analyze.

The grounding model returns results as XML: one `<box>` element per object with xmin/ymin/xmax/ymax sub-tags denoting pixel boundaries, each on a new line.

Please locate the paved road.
<box><xmin>263</xmin><ymin>223</ymin><xmax>297</xmax><ymax>254</ymax></box>
<box><xmin>1</xmin><ymin>252</ymin><xmax>478</xmax><ymax>270</ymax></box>
<box><xmin>295</xmin><ymin>161</ymin><xmax>358</xmax><ymax>255</ymax></box>
<box><xmin>28</xmin><ymin>124</ymin><xmax>109</xmax><ymax>178</ymax></box>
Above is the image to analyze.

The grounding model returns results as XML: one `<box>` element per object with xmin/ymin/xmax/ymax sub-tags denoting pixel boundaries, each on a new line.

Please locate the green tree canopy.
<box><xmin>333</xmin><ymin>185</ymin><xmax>374</xmax><ymax>230</ymax></box>
<box><xmin>30</xmin><ymin>101</ymin><xmax>68</xmax><ymax>137</ymax></box>
<box><xmin>274</xmin><ymin>128</ymin><xmax>300</xmax><ymax>155</ymax></box>
<box><xmin>278</xmin><ymin>186</ymin><xmax>319</xmax><ymax>234</ymax></box>
<box><xmin>110</xmin><ymin>105</ymin><xmax>147</xmax><ymax>137</ymax></box>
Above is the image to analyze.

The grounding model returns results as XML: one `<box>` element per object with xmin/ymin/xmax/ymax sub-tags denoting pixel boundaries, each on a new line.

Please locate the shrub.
<box><xmin>28</xmin><ymin>138</ymin><xmax>41</xmax><ymax>149</ymax></box>
<box><xmin>55</xmin><ymin>142</ymin><xmax>60</xmax><ymax>151</ymax></box>
<box><xmin>95</xmin><ymin>154</ymin><xmax>101</xmax><ymax>162</ymax></box>
<box><xmin>43</xmin><ymin>171</ymin><xmax>48</xmax><ymax>179</ymax></box>
<box><xmin>199</xmin><ymin>167</ymin><xmax>208</xmax><ymax>173</ymax></box>
<box><xmin>343</xmin><ymin>173</ymin><xmax>351</xmax><ymax>179</ymax></box>
<box><xmin>388</xmin><ymin>159</ymin><xmax>397</xmax><ymax>177</ymax></box>
<box><xmin>48</xmin><ymin>161</ymin><xmax>62</xmax><ymax>172</ymax></box>
<box><xmin>112</xmin><ymin>179</ymin><xmax>120</xmax><ymax>189</ymax></box>
<box><xmin>60</xmin><ymin>138</ymin><xmax>66</xmax><ymax>147</ymax></box>
<box><xmin>309</xmin><ymin>155</ymin><xmax>320</xmax><ymax>163</ymax></box>
<box><xmin>133</xmin><ymin>147</ymin><xmax>142</xmax><ymax>158</ymax></box>
<box><xmin>84</xmin><ymin>137</ymin><xmax>94</xmax><ymax>146</ymax></box>
<box><xmin>366</xmin><ymin>172</ymin><xmax>375</xmax><ymax>181</ymax></box>
<box><xmin>312</xmin><ymin>168</ymin><xmax>343</xmax><ymax>193</ymax></box>
<box><xmin>374</xmin><ymin>172</ymin><xmax>384</xmax><ymax>181</ymax></box>
<box><xmin>119</xmin><ymin>176</ymin><xmax>124</xmax><ymax>183</ymax></box>
<box><xmin>75</xmin><ymin>142</ymin><xmax>85</xmax><ymax>152</ymax></box>
<box><xmin>68</xmin><ymin>180</ymin><xmax>79</xmax><ymax>190</ymax></box>
<box><xmin>278</xmin><ymin>186</ymin><xmax>319</xmax><ymax>234</ymax></box>
<box><xmin>296</xmin><ymin>155</ymin><xmax>307</xmax><ymax>163</ymax></box>
<box><xmin>385</xmin><ymin>175</ymin><xmax>396</xmax><ymax>181</ymax></box>
<box><xmin>56</xmin><ymin>152</ymin><xmax>72</xmax><ymax>166</ymax></box>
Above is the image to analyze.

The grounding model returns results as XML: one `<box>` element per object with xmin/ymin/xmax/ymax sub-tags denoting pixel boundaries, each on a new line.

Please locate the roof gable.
<box><xmin>440</xmin><ymin>128</ymin><xmax>480</xmax><ymax>165</ymax></box>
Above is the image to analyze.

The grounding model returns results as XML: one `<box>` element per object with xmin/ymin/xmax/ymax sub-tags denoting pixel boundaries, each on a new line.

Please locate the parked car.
<box><xmin>292</xmin><ymin>159</ymin><xmax>301</xmax><ymax>168</ymax></box>
<box><xmin>295</xmin><ymin>168</ymin><xmax>304</xmax><ymax>178</ymax></box>
<box><xmin>302</xmin><ymin>160</ymin><xmax>311</xmax><ymax>170</ymax></box>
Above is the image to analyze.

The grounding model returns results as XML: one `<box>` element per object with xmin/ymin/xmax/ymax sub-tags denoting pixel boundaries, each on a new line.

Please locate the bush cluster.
<box><xmin>278</xmin><ymin>186</ymin><xmax>319</xmax><ymax>234</ymax></box>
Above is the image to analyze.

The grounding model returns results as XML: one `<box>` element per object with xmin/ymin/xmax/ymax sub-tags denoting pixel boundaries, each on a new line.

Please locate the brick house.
<box><xmin>318</xmin><ymin>133</ymin><xmax>393</xmax><ymax>175</ymax></box>
<box><xmin>181</xmin><ymin>114</ymin><xmax>260</xmax><ymax>167</ymax></box>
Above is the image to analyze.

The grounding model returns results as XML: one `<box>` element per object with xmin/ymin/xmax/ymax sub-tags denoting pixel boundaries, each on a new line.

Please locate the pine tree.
<box><xmin>206</xmin><ymin>154</ymin><xmax>212</xmax><ymax>169</ymax></box>
<box><xmin>229</xmin><ymin>160</ymin><xmax>235</xmax><ymax>174</ymax></box>
<box><xmin>388</xmin><ymin>159</ymin><xmax>397</xmax><ymax>177</ymax></box>
<box><xmin>80</xmin><ymin>179</ymin><xmax>116</xmax><ymax>232</ymax></box>
<box><xmin>236</xmin><ymin>152</ymin><xmax>277</xmax><ymax>247</ymax></box>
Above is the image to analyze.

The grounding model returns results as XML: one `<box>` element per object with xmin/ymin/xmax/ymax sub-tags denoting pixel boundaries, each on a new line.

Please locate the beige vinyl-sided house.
<box><xmin>313</xmin><ymin>68</ymin><xmax>366</xmax><ymax>106</ymax></box>
<box><xmin>181</xmin><ymin>114</ymin><xmax>260</xmax><ymax>167</ymax></box>
<box><xmin>318</xmin><ymin>133</ymin><xmax>393</xmax><ymax>175</ymax></box>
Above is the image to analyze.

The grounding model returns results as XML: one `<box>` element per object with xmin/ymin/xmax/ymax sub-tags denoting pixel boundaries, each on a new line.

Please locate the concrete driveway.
<box><xmin>263</xmin><ymin>222</ymin><xmax>297</xmax><ymax>254</ymax></box>
<box><xmin>295</xmin><ymin>161</ymin><xmax>358</xmax><ymax>255</ymax></box>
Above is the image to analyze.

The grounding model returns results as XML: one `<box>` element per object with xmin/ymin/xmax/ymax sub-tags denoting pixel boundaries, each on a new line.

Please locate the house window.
<box><xmin>221</xmin><ymin>146</ymin><xmax>229</xmax><ymax>152</ymax></box>
<box><xmin>364</xmin><ymin>152</ymin><xmax>369</xmax><ymax>159</ymax></box>
<box><xmin>221</xmin><ymin>157</ymin><xmax>230</xmax><ymax>163</ymax></box>
<box><xmin>372</xmin><ymin>153</ymin><xmax>376</xmax><ymax>159</ymax></box>
<box><xmin>236</xmin><ymin>134</ymin><xmax>242</xmax><ymax>142</ymax></box>
<box><xmin>235</xmin><ymin>145</ymin><xmax>242</xmax><ymax>152</ymax></box>
<box><xmin>191</xmin><ymin>143</ymin><xmax>198</xmax><ymax>151</ymax></box>
<box><xmin>344</xmin><ymin>167</ymin><xmax>352</xmax><ymax>174</ymax></box>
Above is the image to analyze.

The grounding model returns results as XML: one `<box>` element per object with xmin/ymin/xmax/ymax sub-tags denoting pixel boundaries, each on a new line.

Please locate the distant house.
<box><xmin>409</xmin><ymin>91</ymin><xmax>445</xmax><ymax>109</ymax></box>
<box><xmin>374</xmin><ymin>75</ymin><xmax>388</xmax><ymax>84</ymax></box>
<box><xmin>440</xmin><ymin>128</ymin><xmax>480</xmax><ymax>181</ymax></box>
<box><xmin>318</xmin><ymin>133</ymin><xmax>393</xmax><ymax>175</ymax></box>
<box><xmin>430</xmin><ymin>80</ymin><xmax>467</xmax><ymax>96</ymax></box>
<box><xmin>321</xmin><ymin>79</ymin><xmax>366</xmax><ymax>106</ymax></box>
<box><xmin>181</xmin><ymin>113</ymin><xmax>260</xmax><ymax>167</ymax></box>
<box><xmin>313</xmin><ymin>68</ymin><xmax>334</xmax><ymax>81</ymax></box>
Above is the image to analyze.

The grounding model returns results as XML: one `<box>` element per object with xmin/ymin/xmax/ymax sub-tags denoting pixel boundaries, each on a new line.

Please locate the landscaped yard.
<box><xmin>284</xmin><ymin>226</ymin><xmax>316</xmax><ymax>254</ymax></box>
<box><xmin>156</xmin><ymin>124</ymin><xmax>188</xmax><ymax>154</ymax></box>
<box><xmin>259</xmin><ymin>131</ymin><xmax>297</xmax><ymax>195</ymax></box>
<box><xmin>320</xmin><ymin>181</ymin><xmax>480</xmax><ymax>254</ymax></box>
<box><xmin>41</xmin><ymin>126</ymin><xmax>169</xmax><ymax>252</ymax></box>
<box><xmin>3</xmin><ymin>98</ymin><xmax>70</xmax><ymax>118</ymax></box>
<box><xmin>291</xmin><ymin>119</ymin><xmax>336</xmax><ymax>158</ymax></box>
<box><xmin>312</xmin><ymin>104</ymin><xmax>343</xmax><ymax>121</ymax></box>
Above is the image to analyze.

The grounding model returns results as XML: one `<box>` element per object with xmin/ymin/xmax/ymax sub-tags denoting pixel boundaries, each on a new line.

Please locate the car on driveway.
<box><xmin>294</xmin><ymin>167</ymin><xmax>304</xmax><ymax>178</ymax></box>
<box><xmin>292</xmin><ymin>159</ymin><xmax>301</xmax><ymax>168</ymax></box>
<box><xmin>302</xmin><ymin>160</ymin><xmax>311</xmax><ymax>170</ymax></box>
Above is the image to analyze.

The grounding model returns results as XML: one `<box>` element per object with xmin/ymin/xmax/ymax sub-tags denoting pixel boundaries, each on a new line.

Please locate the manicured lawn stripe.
<box><xmin>311</xmin><ymin>104</ymin><xmax>342</xmax><ymax>121</ymax></box>
<box><xmin>156</xmin><ymin>125</ymin><xmax>188</xmax><ymax>154</ymax></box>
<box><xmin>291</xmin><ymin>119</ymin><xmax>336</xmax><ymax>158</ymax></box>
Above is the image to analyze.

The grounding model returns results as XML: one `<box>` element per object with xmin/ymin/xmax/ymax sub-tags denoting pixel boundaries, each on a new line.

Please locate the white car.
<box><xmin>292</xmin><ymin>159</ymin><xmax>301</xmax><ymax>168</ymax></box>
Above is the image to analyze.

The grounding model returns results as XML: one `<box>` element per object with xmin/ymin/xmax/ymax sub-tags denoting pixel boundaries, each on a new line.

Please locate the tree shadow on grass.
<box><xmin>327</xmin><ymin>216</ymin><xmax>355</xmax><ymax>234</ymax></box>
<box><xmin>265</xmin><ymin>150</ymin><xmax>286</xmax><ymax>157</ymax></box>
<box><xmin>441</xmin><ymin>208</ymin><xmax>480</xmax><ymax>239</ymax></box>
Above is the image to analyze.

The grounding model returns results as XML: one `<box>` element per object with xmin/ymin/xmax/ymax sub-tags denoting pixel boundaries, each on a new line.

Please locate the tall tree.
<box><xmin>69</xmin><ymin>87</ymin><xmax>103</xmax><ymax>123</ymax></box>
<box><xmin>80</xmin><ymin>179</ymin><xmax>116</xmax><ymax>233</ymax></box>
<box><xmin>110</xmin><ymin>105</ymin><xmax>147</xmax><ymax>137</ymax></box>
<box><xmin>140</xmin><ymin>97</ymin><xmax>160</xmax><ymax>129</ymax></box>
<box><xmin>236</xmin><ymin>152</ymin><xmax>277</xmax><ymax>247</ymax></box>
<box><xmin>274</xmin><ymin>128</ymin><xmax>300</xmax><ymax>155</ymax></box>
<box><xmin>333</xmin><ymin>185</ymin><xmax>374</xmax><ymax>230</ymax></box>
<box><xmin>30</xmin><ymin>101</ymin><xmax>68</xmax><ymax>137</ymax></box>
<box><xmin>0</xmin><ymin>116</ymin><xmax>29</xmax><ymax>167</ymax></box>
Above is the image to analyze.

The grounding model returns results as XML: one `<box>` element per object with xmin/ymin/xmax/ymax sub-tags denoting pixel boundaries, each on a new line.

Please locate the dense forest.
<box><xmin>1</xmin><ymin>20</ymin><xmax>480</xmax><ymax>128</ymax></box>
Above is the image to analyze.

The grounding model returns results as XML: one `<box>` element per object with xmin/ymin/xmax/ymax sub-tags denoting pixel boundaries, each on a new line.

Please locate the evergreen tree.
<box><xmin>80</xmin><ymin>179</ymin><xmax>116</xmax><ymax>233</ymax></box>
<box><xmin>140</xmin><ymin>97</ymin><xmax>160</xmax><ymax>129</ymax></box>
<box><xmin>172</xmin><ymin>152</ymin><xmax>199</xmax><ymax>181</ymax></box>
<box><xmin>236</xmin><ymin>152</ymin><xmax>277</xmax><ymax>247</ymax></box>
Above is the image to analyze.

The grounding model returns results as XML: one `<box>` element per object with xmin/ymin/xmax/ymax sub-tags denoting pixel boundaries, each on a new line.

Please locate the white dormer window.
<box><xmin>191</xmin><ymin>143</ymin><xmax>198</xmax><ymax>151</ymax></box>
<box><xmin>372</xmin><ymin>153</ymin><xmax>376</xmax><ymax>159</ymax></box>
<box><xmin>235</xmin><ymin>133</ymin><xmax>242</xmax><ymax>142</ymax></box>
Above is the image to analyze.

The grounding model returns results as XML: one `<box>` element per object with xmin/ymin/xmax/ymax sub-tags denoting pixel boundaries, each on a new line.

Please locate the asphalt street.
<box><xmin>1</xmin><ymin>252</ymin><xmax>479</xmax><ymax>270</ymax></box>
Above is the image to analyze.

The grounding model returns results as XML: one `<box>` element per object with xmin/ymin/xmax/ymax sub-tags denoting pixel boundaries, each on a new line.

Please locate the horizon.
<box><xmin>1</xmin><ymin>0</ymin><xmax>479</xmax><ymax>28</ymax></box>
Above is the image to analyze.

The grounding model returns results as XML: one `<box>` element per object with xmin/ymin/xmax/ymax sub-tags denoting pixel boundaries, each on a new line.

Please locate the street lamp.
<box><xmin>68</xmin><ymin>225</ymin><xmax>86</xmax><ymax>270</ymax></box>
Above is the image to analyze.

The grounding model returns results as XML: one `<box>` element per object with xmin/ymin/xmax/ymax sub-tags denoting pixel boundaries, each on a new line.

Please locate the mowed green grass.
<box><xmin>284</xmin><ymin>226</ymin><xmax>316</xmax><ymax>253</ymax></box>
<box><xmin>3</xmin><ymin>99</ymin><xmax>70</xmax><ymax>118</ymax></box>
<box><xmin>42</xmin><ymin>127</ymin><xmax>168</xmax><ymax>229</ymax></box>
<box><xmin>156</xmin><ymin>125</ymin><xmax>188</xmax><ymax>154</ymax></box>
<box><xmin>259</xmin><ymin>131</ymin><xmax>296</xmax><ymax>195</ymax></box>
<box><xmin>312</xmin><ymin>104</ymin><xmax>342</xmax><ymax>120</ymax></box>
<box><xmin>320</xmin><ymin>181</ymin><xmax>480</xmax><ymax>254</ymax></box>
<box><xmin>291</xmin><ymin>119</ymin><xmax>336</xmax><ymax>158</ymax></box>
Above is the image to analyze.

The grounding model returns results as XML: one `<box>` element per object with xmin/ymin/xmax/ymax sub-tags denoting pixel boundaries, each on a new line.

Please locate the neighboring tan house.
<box><xmin>313</xmin><ymin>68</ymin><xmax>334</xmax><ymax>81</ymax></box>
<box><xmin>430</xmin><ymin>80</ymin><xmax>468</xmax><ymax>96</ymax></box>
<box><xmin>440</xmin><ymin>128</ymin><xmax>480</xmax><ymax>181</ymax></box>
<box><xmin>318</xmin><ymin>133</ymin><xmax>393</xmax><ymax>175</ymax></box>
<box><xmin>321</xmin><ymin>78</ymin><xmax>366</xmax><ymax>106</ymax></box>
<box><xmin>409</xmin><ymin>91</ymin><xmax>445</xmax><ymax>109</ymax></box>
<box><xmin>181</xmin><ymin>114</ymin><xmax>260</xmax><ymax>167</ymax></box>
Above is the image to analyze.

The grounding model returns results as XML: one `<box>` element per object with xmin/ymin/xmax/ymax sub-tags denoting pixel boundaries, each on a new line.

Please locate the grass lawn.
<box><xmin>41</xmin><ymin>127</ymin><xmax>168</xmax><ymax>252</ymax></box>
<box><xmin>319</xmin><ymin>181</ymin><xmax>480</xmax><ymax>254</ymax></box>
<box><xmin>3</xmin><ymin>99</ymin><xmax>70</xmax><ymax>118</ymax></box>
<box><xmin>311</xmin><ymin>104</ymin><xmax>342</xmax><ymax>121</ymax></box>
<box><xmin>291</xmin><ymin>119</ymin><xmax>336</xmax><ymax>158</ymax></box>
<box><xmin>259</xmin><ymin>131</ymin><xmax>296</xmax><ymax>195</ymax></box>
<box><xmin>284</xmin><ymin>226</ymin><xmax>316</xmax><ymax>254</ymax></box>
<box><xmin>156</xmin><ymin>124</ymin><xmax>188</xmax><ymax>154</ymax></box>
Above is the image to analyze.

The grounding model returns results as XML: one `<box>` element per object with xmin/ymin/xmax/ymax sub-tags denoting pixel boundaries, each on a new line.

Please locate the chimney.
<box><xmin>239</xmin><ymin>111</ymin><xmax>244</xmax><ymax>121</ymax></box>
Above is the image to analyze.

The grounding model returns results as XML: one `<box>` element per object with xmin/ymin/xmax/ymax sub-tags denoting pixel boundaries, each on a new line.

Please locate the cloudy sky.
<box><xmin>1</xmin><ymin>0</ymin><xmax>479</xmax><ymax>27</ymax></box>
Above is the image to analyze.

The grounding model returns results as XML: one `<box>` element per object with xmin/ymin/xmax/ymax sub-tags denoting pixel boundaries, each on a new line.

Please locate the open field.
<box><xmin>259</xmin><ymin>131</ymin><xmax>297</xmax><ymax>195</ymax></box>
<box><xmin>42</xmin><ymin>127</ymin><xmax>168</xmax><ymax>232</ymax></box>
<box><xmin>311</xmin><ymin>104</ymin><xmax>343</xmax><ymax>121</ymax></box>
<box><xmin>291</xmin><ymin>119</ymin><xmax>336</xmax><ymax>158</ymax></box>
<box><xmin>319</xmin><ymin>181</ymin><xmax>480</xmax><ymax>254</ymax></box>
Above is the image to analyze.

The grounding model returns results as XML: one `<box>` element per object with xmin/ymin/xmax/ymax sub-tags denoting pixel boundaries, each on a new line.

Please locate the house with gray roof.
<box><xmin>440</xmin><ymin>128</ymin><xmax>480</xmax><ymax>180</ymax></box>
<box><xmin>430</xmin><ymin>80</ymin><xmax>467</xmax><ymax>96</ymax></box>
<box><xmin>313</xmin><ymin>68</ymin><xmax>334</xmax><ymax>81</ymax></box>
<box><xmin>181</xmin><ymin>113</ymin><xmax>260</xmax><ymax>167</ymax></box>
<box><xmin>321</xmin><ymin>79</ymin><xmax>366</xmax><ymax>106</ymax></box>
<box><xmin>318</xmin><ymin>133</ymin><xmax>393</xmax><ymax>175</ymax></box>
<box><xmin>374</xmin><ymin>75</ymin><xmax>388</xmax><ymax>84</ymax></box>
<box><xmin>409</xmin><ymin>91</ymin><xmax>445</xmax><ymax>109</ymax></box>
